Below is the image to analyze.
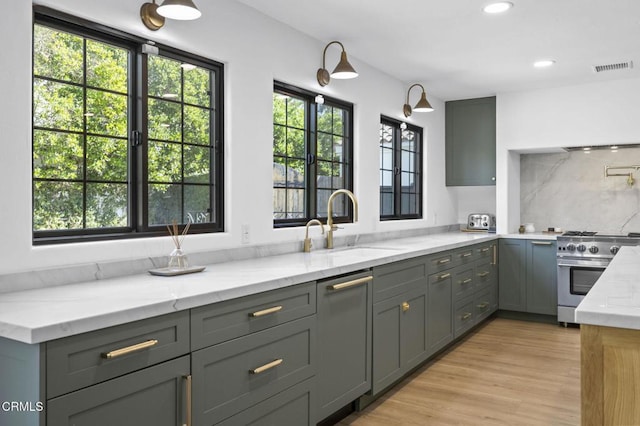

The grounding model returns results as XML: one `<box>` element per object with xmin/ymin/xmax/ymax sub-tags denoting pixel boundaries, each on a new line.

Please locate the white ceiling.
<box><xmin>234</xmin><ymin>0</ymin><xmax>640</xmax><ymax>100</ymax></box>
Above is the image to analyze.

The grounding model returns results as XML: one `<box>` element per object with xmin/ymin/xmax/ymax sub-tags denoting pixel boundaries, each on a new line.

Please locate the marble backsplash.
<box><xmin>0</xmin><ymin>224</ymin><xmax>460</xmax><ymax>293</ymax></box>
<box><xmin>521</xmin><ymin>148</ymin><xmax>640</xmax><ymax>234</ymax></box>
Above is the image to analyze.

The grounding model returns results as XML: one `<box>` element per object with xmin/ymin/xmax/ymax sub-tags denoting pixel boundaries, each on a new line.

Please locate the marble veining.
<box><xmin>575</xmin><ymin>246</ymin><xmax>640</xmax><ymax>329</ymax></box>
<box><xmin>521</xmin><ymin>148</ymin><xmax>640</xmax><ymax>234</ymax></box>
<box><xmin>0</xmin><ymin>231</ymin><xmax>495</xmax><ymax>344</ymax></box>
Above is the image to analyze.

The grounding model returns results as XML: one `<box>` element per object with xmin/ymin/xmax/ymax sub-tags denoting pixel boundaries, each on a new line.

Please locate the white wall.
<box><xmin>0</xmin><ymin>0</ymin><xmax>457</xmax><ymax>275</ymax></box>
<box><xmin>496</xmin><ymin>77</ymin><xmax>640</xmax><ymax>233</ymax></box>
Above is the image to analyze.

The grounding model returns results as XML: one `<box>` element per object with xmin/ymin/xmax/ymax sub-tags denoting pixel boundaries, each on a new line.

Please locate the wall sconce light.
<box><xmin>403</xmin><ymin>83</ymin><xmax>434</xmax><ymax>117</ymax></box>
<box><xmin>141</xmin><ymin>0</ymin><xmax>201</xmax><ymax>31</ymax></box>
<box><xmin>317</xmin><ymin>41</ymin><xmax>358</xmax><ymax>87</ymax></box>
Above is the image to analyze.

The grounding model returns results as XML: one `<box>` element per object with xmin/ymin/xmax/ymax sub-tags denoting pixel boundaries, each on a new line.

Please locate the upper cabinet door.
<box><xmin>446</xmin><ymin>96</ymin><xmax>496</xmax><ymax>186</ymax></box>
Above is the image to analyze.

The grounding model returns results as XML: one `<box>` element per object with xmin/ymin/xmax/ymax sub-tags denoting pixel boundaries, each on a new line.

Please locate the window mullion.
<box><xmin>308</xmin><ymin>99</ymin><xmax>317</xmax><ymax>221</ymax></box>
<box><xmin>393</xmin><ymin>126</ymin><xmax>402</xmax><ymax>217</ymax></box>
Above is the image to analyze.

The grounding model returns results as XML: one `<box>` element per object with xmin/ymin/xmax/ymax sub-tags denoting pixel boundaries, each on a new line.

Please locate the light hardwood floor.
<box><xmin>339</xmin><ymin>317</ymin><xmax>581</xmax><ymax>426</ymax></box>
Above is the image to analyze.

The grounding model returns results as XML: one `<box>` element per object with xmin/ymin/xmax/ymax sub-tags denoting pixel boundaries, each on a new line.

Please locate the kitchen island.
<box><xmin>575</xmin><ymin>246</ymin><xmax>640</xmax><ymax>426</ymax></box>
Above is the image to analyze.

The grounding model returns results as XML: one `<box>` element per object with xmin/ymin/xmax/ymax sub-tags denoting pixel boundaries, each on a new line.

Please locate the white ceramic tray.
<box><xmin>148</xmin><ymin>266</ymin><xmax>206</xmax><ymax>276</ymax></box>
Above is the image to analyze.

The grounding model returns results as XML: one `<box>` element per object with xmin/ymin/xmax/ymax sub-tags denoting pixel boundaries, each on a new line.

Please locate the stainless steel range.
<box><xmin>557</xmin><ymin>231</ymin><xmax>640</xmax><ymax>325</ymax></box>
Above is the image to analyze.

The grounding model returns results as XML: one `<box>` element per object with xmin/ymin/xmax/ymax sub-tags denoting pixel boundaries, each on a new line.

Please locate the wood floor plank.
<box><xmin>340</xmin><ymin>317</ymin><xmax>581</xmax><ymax>426</ymax></box>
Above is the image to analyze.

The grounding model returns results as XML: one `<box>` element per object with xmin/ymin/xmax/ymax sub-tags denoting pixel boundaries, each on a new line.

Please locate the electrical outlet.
<box><xmin>241</xmin><ymin>224</ymin><xmax>250</xmax><ymax>244</ymax></box>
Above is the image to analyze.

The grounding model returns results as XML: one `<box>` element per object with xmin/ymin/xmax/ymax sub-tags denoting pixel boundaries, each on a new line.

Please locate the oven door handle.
<box><xmin>557</xmin><ymin>262</ymin><xmax>609</xmax><ymax>268</ymax></box>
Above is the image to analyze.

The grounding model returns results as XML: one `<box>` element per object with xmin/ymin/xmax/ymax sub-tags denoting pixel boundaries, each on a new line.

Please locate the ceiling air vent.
<box><xmin>592</xmin><ymin>61</ymin><xmax>633</xmax><ymax>73</ymax></box>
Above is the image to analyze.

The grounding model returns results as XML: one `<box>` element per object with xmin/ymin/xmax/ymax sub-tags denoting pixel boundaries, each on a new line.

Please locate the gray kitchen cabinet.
<box><xmin>316</xmin><ymin>271</ymin><xmax>372</xmax><ymax>422</ymax></box>
<box><xmin>526</xmin><ymin>240</ymin><xmax>558</xmax><ymax>315</ymax></box>
<box><xmin>498</xmin><ymin>239</ymin><xmax>527</xmax><ymax>311</ymax></box>
<box><xmin>499</xmin><ymin>238</ymin><xmax>557</xmax><ymax>316</ymax></box>
<box><xmin>191</xmin><ymin>282</ymin><xmax>317</xmax><ymax>425</ymax></box>
<box><xmin>445</xmin><ymin>96</ymin><xmax>496</xmax><ymax>186</ymax></box>
<box><xmin>47</xmin><ymin>356</ymin><xmax>191</xmax><ymax>426</ymax></box>
<box><xmin>370</xmin><ymin>258</ymin><xmax>428</xmax><ymax>395</ymax></box>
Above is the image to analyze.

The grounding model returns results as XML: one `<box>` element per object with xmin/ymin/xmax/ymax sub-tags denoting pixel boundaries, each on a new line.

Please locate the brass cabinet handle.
<box><xmin>531</xmin><ymin>241</ymin><xmax>553</xmax><ymax>246</ymax></box>
<box><xmin>327</xmin><ymin>275</ymin><xmax>373</xmax><ymax>291</ymax></box>
<box><xmin>438</xmin><ymin>273</ymin><xmax>451</xmax><ymax>280</ymax></box>
<box><xmin>183</xmin><ymin>375</ymin><xmax>192</xmax><ymax>426</ymax></box>
<box><xmin>461</xmin><ymin>252</ymin><xmax>472</xmax><ymax>258</ymax></box>
<box><xmin>249</xmin><ymin>305</ymin><xmax>283</xmax><ymax>317</ymax></box>
<box><xmin>401</xmin><ymin>302</ymin><xmax>410</xmax><ymax>312</ymax></box>
<box><xmin>477</xmin><ymin>271</ymin><xmax>490</xmax><ymax>278</ymax></box>
<box><xmin>491</xmin><ymin>244</ymin><xmax>497</xmax><ymax>266</ymax></box>
<box><xmin>462</xmin><ymin>313</ymin><xmax>472</xmax><ymax>321</ymax></box>
<box><xmin>250</xmin><ymin>358</ymin><xmax>283</xmax><ymax>375</ymax></box>
<box><xmin>477</xmin><ymin>302</ymin><xmax>489</xmax><ymax>309</ymax></box>
<box><xmin>437</xmin><ymin>258</ymin><xmax>451</xmax><ymax>265</ymax></box>
<box><xmin>461</xmin><ymin>278</ymin><xmax>472</xmax><ymax>285</ymax></box>
<box><xmin>101</xmin><ymin>339</ymin><xmax>158</xmax><ymax>359</ymax></box>
<box><xmin>480</xmin><ymin>247</ymin><xmax>490</xmax><ymax>253</ymax></box>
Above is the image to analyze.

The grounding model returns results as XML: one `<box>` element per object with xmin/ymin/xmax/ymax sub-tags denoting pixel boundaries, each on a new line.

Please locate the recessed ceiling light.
<box><xmin>483</xmin><ymin>2</ymin><xmax>513</xmax><ymax>14</ymax></box>
<box><xmin>534</xmin><ymin>60</ymin><xmax>556</xmax><ymax>68</ymax></box>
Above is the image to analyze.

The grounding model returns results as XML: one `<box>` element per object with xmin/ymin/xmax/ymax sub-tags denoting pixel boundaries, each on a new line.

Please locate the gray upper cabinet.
<box><xmin>446</xmin><ymin>96</ymin><xmax>496</xmax><ymax>186</ymax></box>
<box><xmin>316</xmin><ymin>271</ymin><xmax>372</xmax><ymax>422</ymax></box>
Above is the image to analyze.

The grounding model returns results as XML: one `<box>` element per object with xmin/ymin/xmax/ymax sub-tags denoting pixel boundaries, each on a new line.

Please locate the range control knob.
<box><xmin>610</xmin><ymin>245</ymin><xmax>620</xmax><ymax>255</ymax></box>
<box><xmin>566</xmin><ymin>243</ymin><xmax>576</xmax><ymax>252</ymax></box>
<box><xmin>577</xmin><ymin>244</ymin><xmax>587</xmax><ymax>252</ymax></box>
<box><xmin>589</xmin><ymin>245</ymin><xmax>599</xmax><ymax>254</ymax></box>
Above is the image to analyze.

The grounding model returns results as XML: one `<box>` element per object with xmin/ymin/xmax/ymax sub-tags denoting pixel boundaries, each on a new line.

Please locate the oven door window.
<box><xmin>570</xmin><ymin>267</ymin><xmax>605</xmax><ymax>296</ymax></box>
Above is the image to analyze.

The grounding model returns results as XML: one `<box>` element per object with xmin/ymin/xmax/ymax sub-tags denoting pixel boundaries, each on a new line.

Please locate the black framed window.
<box><xmin>32</xmin><ymin>9</ymin><xmax>223</xmax><ymax>244</ymax></box>
<box><xmin>273</xmin><ymin>82</ymin><xmax>353</xmax><ymax>227</ymax></box>
<box><xmin>379</xmin><ymin>116</ymin><xmax>422</xmax><ymax>220</ymax></box>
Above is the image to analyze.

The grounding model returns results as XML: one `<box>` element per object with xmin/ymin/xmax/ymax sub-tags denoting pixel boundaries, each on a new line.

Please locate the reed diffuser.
<box><xmin>167</xmin><ymin>219</ymin><xmax>191</xmax><ymax>270</ymax></box>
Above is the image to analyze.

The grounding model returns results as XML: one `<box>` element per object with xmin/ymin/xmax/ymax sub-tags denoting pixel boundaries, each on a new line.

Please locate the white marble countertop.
<box><xmin>501</xmin><ymin>232</ymin><xmax>559</xmax><ymax>240</ymax></box>
<box><xmin>575</xmin><ymin>246</ymin><xmax>640</xmax><ymax>330</ymax></box>
<box><xmin>0</xmin><ymin>232</ymin><xmax>498</xmax><ymax>344</ymax></box>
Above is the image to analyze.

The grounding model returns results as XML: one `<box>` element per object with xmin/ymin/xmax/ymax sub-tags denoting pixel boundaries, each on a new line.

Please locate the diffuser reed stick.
<box><xmin>166</xmin><ymin>219</ymin><xmax>191</xmax><ymax>249</ymax></box>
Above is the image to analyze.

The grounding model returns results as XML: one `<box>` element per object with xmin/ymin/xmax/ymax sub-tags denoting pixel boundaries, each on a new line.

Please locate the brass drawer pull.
<box><xmin>439</xmin><ymin>273</ymin><xmax>451</xmax><ymax>280</ymax></box>
<box><xmin>401</xmin><ymin>302</ymin><xmax>410</xmax><ymax>312</ymax></box>
<box><xmin>437</xmin><ymin>258</ymin><xmax>451</xmax><ymax>265</ymax></box>
<box><xmin>328</xmin><ymin>276</ymin><xmax>373</xmax><ymax>291</ymax></box>
<box><xmin>461</xmin><ymin>252</ymin><xmax>472</xmax><ymax>258</ymax></box>
<box><xmin>461</xmin><ymin>278</ymin><xmax>472</xmax><ymax>285</ymax></box>
<box><xmin>480</xmin><ymin>247</ymin><xmax>490</xmax><ymax>253</ymax></box>
<box><xmin>491</xmin><ymin>244</ymin><xmax>497</xmax><ymax>266</ymax></box>
<box><xmin>462</xmin><ymin>313</ymin><xmax>472</xmax><ymax>321</ymax></box>
<box><xmin>250</xmin><ymin>358</ymin><xmax>283</xmax><ymax>375</ymax></box>
<box><xmin>532</xmin><ymin>241</ymin><xmax>553</xmax><ymax>246</ymax></box>
<box><xmin>477</xmin><ymin>271</ymin><xmax>490</xmax><ymax>278</ymax></box>
<box><xmin>249</xmin><ymin>305</ymin><xmax>283</xmax><ymax>317</ymax></box>
<box><xmin>101</xmin><ymin>339</ymin><xmax>159</xmax><ymax>359</ymax></box>
<box><xmin>477</xmin><ymin>302</ymin><xmax>490</xmax><ymax>309</ymax></box>
<box><xmin>184</xmin><ymin>375</ymin><xmax>192</xmax><ymax>426</ymax></box>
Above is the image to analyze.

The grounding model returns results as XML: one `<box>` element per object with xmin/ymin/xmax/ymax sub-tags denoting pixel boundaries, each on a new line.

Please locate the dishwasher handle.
<box><xmin>327</xmin><ymin>275</ymin><xmax>373</xmax><ymax>291</ymax></box>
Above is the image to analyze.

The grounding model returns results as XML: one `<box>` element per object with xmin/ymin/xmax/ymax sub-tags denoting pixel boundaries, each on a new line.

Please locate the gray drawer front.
<box><xmin>454</xmin><ymin>296</ymin><xmax>475</xmax><ymax>338</ymax></box>
<box><xmin>191</xmin><ymin>282</ymin><xmax>315</xmax><ymax>350</ymax></box>
<box><xmin>47</xmin><ymin>355</ymin><xmax>190</xmax><ymax>426</ymax></box>
<box><xmin>192</xmin><ymin>316</ymin><xmax>315</xmax><ymax>425</ymax></box>
<box><xmin>429</xmin><ymin>252</ymin><xmax>454</xmax><ymax>273</ymax></box>
<box><xmin>474</xmin><ymin>288</ymin><xmax>494</xmax><ymax>323</ymax></box>
<box><xmin>217</xmin><ymin>378</ymin><xmax>315</xmax><ymax>426</ymax></box>
<box><xmin>452</xmin><ymin>264</ymin><xmax>475</xmax><ymax>302</ymax></box>
<box><xmin>476</xmin><ymin>243</ymin><xmax>493</xmax><ymax>260</ymax></box>
<box><xmin>452</xmin><ymin>246</ymin><xmax>476</xmax><ymax>267</ymax></box>
<box><xmin>46</xmin><ymin>311</ymin><xmax>189</xmax><ymax>398</ymax></box>
<box><xmin>475</xmin><ymin>259</ymin><xmax>495</xmax><ymax>291</ymax></box>
<box><xmin>373</xmin><ymin>258</ymin><xmax>426</xmax><ymax>303</ymax></box>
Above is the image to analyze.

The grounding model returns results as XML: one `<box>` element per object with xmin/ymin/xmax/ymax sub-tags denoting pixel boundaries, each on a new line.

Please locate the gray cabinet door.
<box><xmin>498</xmin><ymin>239</ymin><xmax>527</xmax><ymax>311</ymax></box>
<box><xmin>47</xmin><ymin>356</ymin><xmax>190</xmax><ymax>426</ymax></box>
<box><xmin>371</xmin><ymin>294</ymin><xmax>402</xmax><ymax>395</ymax></box>
<box><xmin>400</xmin><ymin>287</ymin><xmax>428</xmax><ymax>369</ymax></box>
<box><xmin>316</xmin><ymin>272</ymin><xmax>372</xmax><ymax>422</ymax></box>
<box><xmin>526</xmin><ymin>240</ymin><xmax>558</xmax><ymax>315</ymax></box>
<box><xmin>427</xmin><ymin>269</ymin><xmax>453</xmax><ymax>355</ymax></box>
<box><xmin>446</xmin><ymin>96</ymin><xmax>496</xmax><ymax>186</ymax></box>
